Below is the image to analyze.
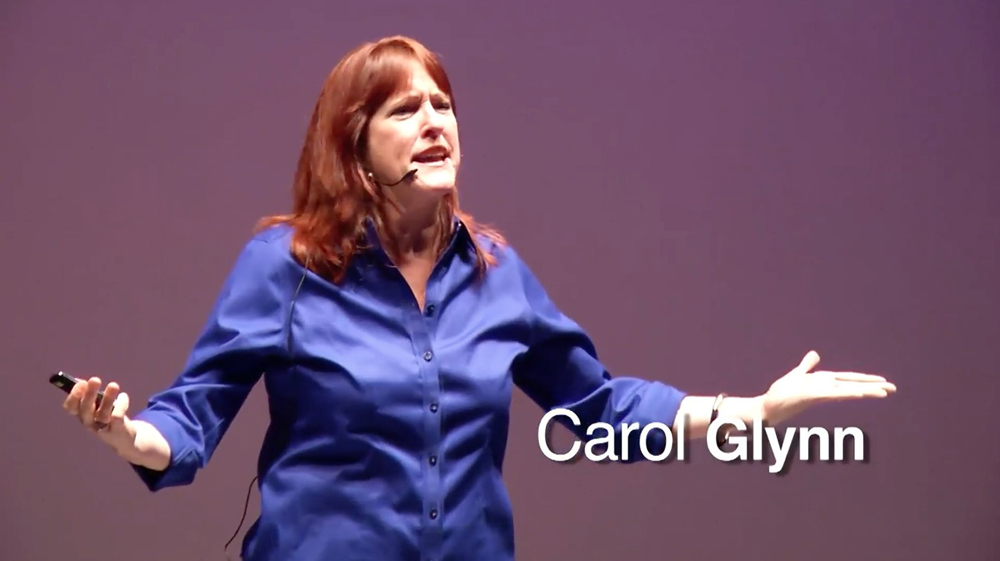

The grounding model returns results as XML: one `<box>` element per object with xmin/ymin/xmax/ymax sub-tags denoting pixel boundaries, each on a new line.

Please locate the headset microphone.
<box><xmin>369</xmin><ymin>169</ymin><xmax>418</xmax><ymax>187</ymax></box>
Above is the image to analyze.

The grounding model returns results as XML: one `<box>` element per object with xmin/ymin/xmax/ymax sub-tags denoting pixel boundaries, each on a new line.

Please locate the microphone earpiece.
<box><xmin>369</xmin><ymin>169</ymin><xmax>418</xmax><ymax>187</ymax></box>
<box><xmin>395</xmin><ymin>169</ymin><xmax>418</xmax><ymax>185</ymax></box>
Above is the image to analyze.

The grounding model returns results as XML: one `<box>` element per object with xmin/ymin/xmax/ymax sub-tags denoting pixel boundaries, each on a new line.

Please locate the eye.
<box><xmin>391</xmin><ymin>104</ymin><xmax>416</xmax><ymax>116</ymax></box>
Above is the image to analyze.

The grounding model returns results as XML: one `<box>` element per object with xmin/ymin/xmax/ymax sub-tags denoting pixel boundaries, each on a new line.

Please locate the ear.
<box><xmin>359</xmin><ymin>166</ymin><xmax>379</xmax><ymax>197</ymax></box>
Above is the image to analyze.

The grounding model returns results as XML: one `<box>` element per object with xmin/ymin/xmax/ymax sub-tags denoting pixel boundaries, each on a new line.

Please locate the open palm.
<box><xmin>762</xmin><ymin>351</ymin><xmax>897</xmax><ymax>426</ymax></box>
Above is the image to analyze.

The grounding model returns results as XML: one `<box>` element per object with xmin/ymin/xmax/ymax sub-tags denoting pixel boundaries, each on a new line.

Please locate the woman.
<box><xmin>61</xmin><ymin>35</ymin><xmax>896</xmax><ymax>560</ymax></box>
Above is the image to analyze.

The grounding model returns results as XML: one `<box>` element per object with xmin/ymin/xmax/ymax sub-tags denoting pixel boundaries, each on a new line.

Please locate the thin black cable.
<box><xmin>223</xmin><ymin>475</ymin><xmax>259</xmax><ymax>557</ymax></box>
<box><xmin>370</xmin><ymin>168</ymin><xmax>417</xmax><ymax>187</ymax></box>
<box><xmin>223</xmin><ymin>258</ymin><xmax>310</xmax><ymax>559</ymax></box>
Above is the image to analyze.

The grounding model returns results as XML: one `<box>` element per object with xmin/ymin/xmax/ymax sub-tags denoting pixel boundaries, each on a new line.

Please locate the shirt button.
<box><xmin>423</xmin><ymin>350</ymin><xmax>433</xmax><ymax>361</ymax></box>
<box><xmin>429</xmin><ymin>509</ymin><xmax>438</xmax><ymax>520</ymax></box>
<box><xmin>429</xmin><ymin>455</ymin><xmax>437</xmax><ymax>466</ymax></box>
<box><xmin>425</xmin><ymin>304</ymin><xmax>435</xmax><ymax>316</ymax></box>
<box><xmin>429</xmin><ymin>403</ymin><xmax>438</xmax><ymax>413</ymax></box>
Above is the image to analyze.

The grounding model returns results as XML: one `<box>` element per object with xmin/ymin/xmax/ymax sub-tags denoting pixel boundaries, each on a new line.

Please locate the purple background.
<box><xmin>3</xmin><ymin>1</ymin><xmax>998</xmax><ymax>559</ymax></box>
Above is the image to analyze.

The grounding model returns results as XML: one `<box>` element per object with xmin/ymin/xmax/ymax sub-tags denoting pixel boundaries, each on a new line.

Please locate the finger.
<box><xmin>80</xmin><ymin>377</ymin><xmax>103</xmax><ymax>425</ymax></box>
<box><xmin>63</xmin><ymin>380</ymin><xmax>88</xmax><ymax>415</ymax></box>
<box><xmin>814</xmin><ymin>371</ymin><xmax>888</xmax><ymax>383</ymax></box>
<box><xmin>110</xmin><ymin>392</ymin><xmax>130</xmax><ymax>427</ymax></box>
<box><xmin>797</xmin><ymin>350</ymin><xmax>820</xmax><ymax>373</ymax></box>
<box><xmin>829</xmin><ymin>379</ymin><xmax>898</xmax><ymax>393</ymax></box>
<box><xmin>860</xmin><ymin>381</ymin><xmax>897</xmax><ymax>394</ymax></box>
<box><xmin>95</xmin><ymin>383</ymin><xmax>121</xmax><ymax>426</ymax></box>
<box><xmin>821</xmin><ymin>387</ymin><xmax>891</xmax><ymax>400</ymax></box>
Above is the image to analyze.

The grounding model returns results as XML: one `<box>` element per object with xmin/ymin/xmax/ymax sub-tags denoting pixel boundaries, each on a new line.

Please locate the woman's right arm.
<box><xmin>60</xmin><ymin>231</ymin><xmax>296</xmax><ymax>484</ymax></box>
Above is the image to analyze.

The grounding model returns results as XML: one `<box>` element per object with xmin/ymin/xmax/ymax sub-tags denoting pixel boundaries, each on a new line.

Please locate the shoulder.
<box><xmin>472</xmin><ymin>233</ymin><xmax>525</xmax><ymax>270</ymax></box>
<box><xmin>474</xmin><ymin>238</ymin><xmax>571</xmax><ymax>335</ymax></box>
<box><xmin>224</xmin><ymin>224</ymin><xmax>300</xmax><ymax>285</ymax></box>
<box><xmin>471</xmin><ymin>235</ymin><xmax>543</xmax><ymax>293</ymax></box>
<box><xmin>248</xmin><ymin>222</ymin><xmax>295</xmax><ymax>249</ymax></box>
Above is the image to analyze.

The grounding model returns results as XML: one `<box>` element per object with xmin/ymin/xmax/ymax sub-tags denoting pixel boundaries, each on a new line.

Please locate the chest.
<box><xmin>395</xmin><ymin>260</ymin><xmax>434</xmax><ymax>311</ymax></box>
<box><xmin>265</xmin><ymin>263</ymin><xmax>532</xmax><ymax>436</ymax></box>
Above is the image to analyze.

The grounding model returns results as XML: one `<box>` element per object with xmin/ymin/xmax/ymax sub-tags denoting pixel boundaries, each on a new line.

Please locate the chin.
<box><xmin>414</xmin><ymin>173</ymin><xmax>456</xmax><ymax>192</ymax></box>
<box><xmin>417</xmin><ymin>183</ymin><xmax>456</xmax><ymax>196</ymax></box>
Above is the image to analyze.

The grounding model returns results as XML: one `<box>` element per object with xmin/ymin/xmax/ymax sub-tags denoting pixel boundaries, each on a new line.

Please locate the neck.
<box><xmin>383</xmin><ymin>199</ymin><xmax>446</xmax><ymax>261</ymax></box>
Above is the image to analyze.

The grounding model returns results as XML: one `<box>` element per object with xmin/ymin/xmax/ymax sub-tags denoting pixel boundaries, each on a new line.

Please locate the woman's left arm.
<box><xmin>509</xmin><ymin>250</ymin><xmax>895</xmax><ymax>452</ymax></box>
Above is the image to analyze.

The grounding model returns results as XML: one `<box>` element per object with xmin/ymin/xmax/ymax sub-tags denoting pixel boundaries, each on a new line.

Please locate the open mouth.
<box><xmin>412</xmin><ymin>149</ymin><xmax>450</xmax><ymax>166</ymax></box>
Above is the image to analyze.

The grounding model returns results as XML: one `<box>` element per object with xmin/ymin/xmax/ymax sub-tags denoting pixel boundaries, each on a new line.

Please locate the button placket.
<box><xmin>409</xmin><ymin>280</ymin><xmax>443</xmax><ymax>539</ymax></box>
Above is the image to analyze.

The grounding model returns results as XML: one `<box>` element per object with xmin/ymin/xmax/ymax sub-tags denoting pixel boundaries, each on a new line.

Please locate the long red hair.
<box><xmin>256</xmin><ymin>36</ymin><xmax>505</xmax><ymax>283</ymax></box>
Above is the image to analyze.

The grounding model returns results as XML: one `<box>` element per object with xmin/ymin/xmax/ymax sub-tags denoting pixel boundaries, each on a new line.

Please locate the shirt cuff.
<box><xmin>130</xmin><ymin>408</ymin><xmax>200</xmax><ymax>492</ymax></box>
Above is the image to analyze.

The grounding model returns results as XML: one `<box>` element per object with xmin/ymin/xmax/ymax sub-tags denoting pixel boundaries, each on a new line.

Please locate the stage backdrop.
<box><xmin>2</xmin><ymin>1</ymin><xmax>998</xmax><ymax>559</ymax></box>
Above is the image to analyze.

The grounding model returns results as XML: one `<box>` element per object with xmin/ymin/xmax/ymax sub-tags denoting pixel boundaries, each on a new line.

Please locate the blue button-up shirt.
<box><xmin>132</xmin><ymin>219</ymin><xmax>687</xmax><ymax>560</ymax></box>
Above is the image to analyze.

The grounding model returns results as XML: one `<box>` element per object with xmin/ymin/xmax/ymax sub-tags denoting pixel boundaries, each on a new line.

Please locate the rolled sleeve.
<box><xmin>509</xmin><ymin>249</ymin><xmax>687</xmax><ymax>462</ymax></box>
<box><xmin>130</xmin><ymin>408</ymin><xmax>202</xmax><ymax>490</ymax></box>
<box><xmin>129</xmin><ymin>231</ymin><xmax>293</xmax><ymax>491</ymax></box>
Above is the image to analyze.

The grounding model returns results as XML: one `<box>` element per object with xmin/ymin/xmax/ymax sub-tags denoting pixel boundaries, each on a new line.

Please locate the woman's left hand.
<box><xmin>761</xmin><ymin>351</ymin><xmax>897</xmax><ymax>426</ymax></box>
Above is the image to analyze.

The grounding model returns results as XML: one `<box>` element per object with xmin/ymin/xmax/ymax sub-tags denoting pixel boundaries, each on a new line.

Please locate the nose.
<box><xmin>419</xmin><ymin>101</ymin><xmax>445</xmax><ymax>137</ymax></box>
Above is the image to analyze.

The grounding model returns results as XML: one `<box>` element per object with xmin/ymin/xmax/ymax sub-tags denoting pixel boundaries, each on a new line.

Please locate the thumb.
<box><xmin>797</xmin><ymin>350</ymin><xmax>820</xmax><ymax>373</ymax></box>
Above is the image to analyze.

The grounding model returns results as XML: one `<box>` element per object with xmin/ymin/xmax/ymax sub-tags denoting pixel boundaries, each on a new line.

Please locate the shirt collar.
<box><xmin>361</xmin><ymin>214</ymin><xmax>472</xmax><ymax>259</ymax></box>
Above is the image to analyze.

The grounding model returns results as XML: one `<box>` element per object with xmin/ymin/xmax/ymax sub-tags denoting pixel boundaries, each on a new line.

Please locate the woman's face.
<box><xmin>365</xmin><ymin>61</ymin><xmax>460</xmax><ymax>199</ymax></box>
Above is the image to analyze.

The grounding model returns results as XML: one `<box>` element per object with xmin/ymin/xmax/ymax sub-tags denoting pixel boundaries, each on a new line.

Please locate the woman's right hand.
<box><xmin>62</xmin><ymin>377</ymin><xmax>138</xmax><ymax>455</ymax></box>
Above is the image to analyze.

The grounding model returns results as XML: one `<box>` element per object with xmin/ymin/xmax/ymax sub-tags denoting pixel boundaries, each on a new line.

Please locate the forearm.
<box><xmin>115</xmin><ymin>420</ymin><xmax>172</xmax><ymax>471</ymax></box>
<box><xmin>672</xmin><ymin>395</ymin><xmax>765</xmax><ymax>440</ymax></box>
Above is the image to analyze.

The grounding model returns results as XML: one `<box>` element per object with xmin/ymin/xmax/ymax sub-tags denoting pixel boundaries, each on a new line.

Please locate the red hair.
<box><xmin>256</xmin><ymin>35</ymin><xmax>505</xmax><ymax>283</ymax></box>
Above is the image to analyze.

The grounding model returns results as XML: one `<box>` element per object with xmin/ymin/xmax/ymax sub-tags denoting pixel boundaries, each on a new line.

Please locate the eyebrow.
<box><xmin>392</xmin><ymin>90</ymin><xmax>448</xmax><ymax>103</ymax></box>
